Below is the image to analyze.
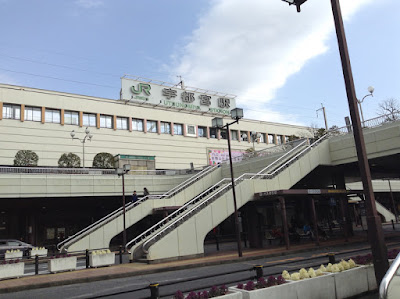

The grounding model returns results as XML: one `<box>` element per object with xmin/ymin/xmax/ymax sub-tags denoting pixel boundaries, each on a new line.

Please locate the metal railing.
<box><xmin>57</xmin><ymin>165</ymin><xmax>219</xmax><ymax>252</ymax></box>
<box><xmin>0</xmin><ymin>166</ymin><xmax>205</xmax><ymax>176</ymax></box>
<box><xmin>126</xmin><ymin>140</ymin><xmax>310</xmax><ymax>254</ymax></box>
<box><xmin>134</xmin><ymin>135</ymin><xmax>328</xmax><ymax>255</ymax></box>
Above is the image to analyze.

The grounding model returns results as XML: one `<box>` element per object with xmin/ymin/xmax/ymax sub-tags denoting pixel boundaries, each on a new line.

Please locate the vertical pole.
<box><xmin>310</xmin><ymin>198</ymin><xmax>320</xmax><ymax>246</ymax></box>
<box><xmin>82</xmin><ymin>140</ymin><xmax>85</xmax><ymax>168</ymax></box>
<box><xmin>122</xmin><ymin>174</ymin><xmax>127</xmax><ymax>251</ymax></box>
<box><xmin>279</xmin><ymin>197</ymin><xmax>290</xmax><ymax>250</ymax></box>
<box><xmin>388</xmin><ymin>180</ymin><xmax>398</xmax><ymax>223</ymax></box>
<box><xmin>339</xmin><ymin>198</ymin><xmax>348</xmax><ymax>242</ymax></box>
<box><xmin>358</xmin><ymin>102</ymin><xmax>365</xmax><ymax>127</ymax></box>
<box><xmin>85</xmin><ymin>249</ymin><xmax>89</xmax><ymax>268</ymax></box>
<box><xmin>227</xmin><ymin>123</ymin><xmax>243</xmax><ymax>257</ymax></box>
<box><xmin>322</xmin><ymin>106</ymin><xmax>328</xmax><ymax>131</ymax></box>
<box><xmin>35</xmin><ymin>255</ymin><xmax>39</xmax><ymax>275</ymax></box>
<box><xmin>330</xmin><ymin>0</ymin><xmax>388</xmax><ymax>283</ymax></box>
<box><xmin>149</xmin><ymin>283</ymin><xmax>160</xmax><ymax>299</ymax></box>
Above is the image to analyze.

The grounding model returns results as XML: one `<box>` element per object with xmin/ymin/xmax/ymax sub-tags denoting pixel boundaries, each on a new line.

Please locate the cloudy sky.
<box><xmin>0</xmin><ymin>0</ymin><xmax>398</xmax><ymax>128</ymax></box>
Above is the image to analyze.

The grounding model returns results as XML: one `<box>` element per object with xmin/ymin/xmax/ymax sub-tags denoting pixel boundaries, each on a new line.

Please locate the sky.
<box><xmin>0</xmin><ymin>0</ymin><xmax>399</xmax><ymax>129</ymax></box>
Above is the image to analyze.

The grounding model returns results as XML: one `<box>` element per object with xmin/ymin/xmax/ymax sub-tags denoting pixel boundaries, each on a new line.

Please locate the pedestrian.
<box><xmin>143</xmin><ymin>187</ymin><xmax>149</xmax><ymax>197</ymax></box>
<box><xmin>132</xmin><ymin>191</ymin><xmax>138</xmax><ymax>203</ymax></box>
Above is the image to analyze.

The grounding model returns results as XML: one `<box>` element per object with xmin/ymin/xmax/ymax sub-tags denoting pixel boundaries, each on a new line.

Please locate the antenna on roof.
<box><xmin>176</xmin><ymin>75</ymin><xmax>185</xmax><ymax>89</ymax></box>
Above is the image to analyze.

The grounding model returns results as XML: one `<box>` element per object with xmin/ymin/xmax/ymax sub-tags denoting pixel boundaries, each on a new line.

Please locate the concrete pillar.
<box><xmin>279</xmin><ymin>197</ymin><xmax>290</xmax><ymax>250</ymax></box>
<box><xmin>245</xmin><ymin>203</ymin><xmax>262</xmax><ymax>248</ymax></box>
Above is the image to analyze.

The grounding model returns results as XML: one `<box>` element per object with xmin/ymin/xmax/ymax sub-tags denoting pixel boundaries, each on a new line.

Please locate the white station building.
<box><xmin>0</xmin><ymin>77</ymin><xmax>310</xmax><ymax>170</ymax></box>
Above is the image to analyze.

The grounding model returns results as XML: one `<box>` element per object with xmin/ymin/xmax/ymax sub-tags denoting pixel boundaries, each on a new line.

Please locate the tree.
<box><xmin>378</xmin><ymin>98</ymin><xmax>400</xmax><ymax>121</ymax></box>
<box><xmin>58</xmin><ymin>153</ymin><xmax>81</xmax><ymax>168</ymax></box>
<box><xmin>92</xmin><ymin>152</ymin><xmax>115</xmax><ymax>169</ymax></box>
<box><xmin>14</xmin><ymin>150</ymin><xmax>39</xmax><ymax>166</ymax></box>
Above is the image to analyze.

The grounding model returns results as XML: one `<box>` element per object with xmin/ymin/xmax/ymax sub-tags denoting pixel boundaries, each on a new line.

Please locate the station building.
<box><xmin>0</xmin><ymin>78</ymin><xmax>310</xmax><ymax>170</ymax></box>
<box><xmin>0</xmin><ymin>78</ymin><xmax>311</xmax><ymax>246</ymax></box>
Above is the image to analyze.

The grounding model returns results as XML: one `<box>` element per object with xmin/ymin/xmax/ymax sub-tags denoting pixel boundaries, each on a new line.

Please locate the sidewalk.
<box><xmin>0</xmin><ymin>233</ymin><xmax>379</xmax><ymax>294</ymax></box>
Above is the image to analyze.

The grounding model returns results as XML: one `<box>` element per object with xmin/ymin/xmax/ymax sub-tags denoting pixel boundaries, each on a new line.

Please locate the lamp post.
<box><xmin>212</xmin><ymin>107</ymin><xmax>244</xmax><ymax>258</ymax></box>
<box><xmin>70</xmin><ymin>127</ymin><xmax>93</xmax><ymax>168</ymax></box>
<box><xmin>250</xmin><ymin>131</ymin><xmax>261</xmax><ymax>150</ymax></box>
<box><xmin>357</xmin><ymin>86</ymin><xmax>374</xmax><ymax>126</ymax></box>
<box><xmin>117</xmin><ymin>164</ymin><xmax>131</xmax><ymax>250</ymax></box>
<box><xmin>281</xmin><ymin>0</ymin><xmax>388</xmax><ymax>283</ymax></box>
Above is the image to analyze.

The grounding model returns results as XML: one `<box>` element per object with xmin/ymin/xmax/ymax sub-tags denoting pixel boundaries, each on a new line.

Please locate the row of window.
<box><xmin>1</xmin><ymin>103</ymin><xmax>290</xmax><ymax>143</ymax></box>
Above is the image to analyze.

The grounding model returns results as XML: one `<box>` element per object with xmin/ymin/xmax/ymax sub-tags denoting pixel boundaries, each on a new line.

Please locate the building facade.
<box><xmin>0</xmin><ymin>80</ymin><xmax>310</xmax><ymax>170</ymax></box>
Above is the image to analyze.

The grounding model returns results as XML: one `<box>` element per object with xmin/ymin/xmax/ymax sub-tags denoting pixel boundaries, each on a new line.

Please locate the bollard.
<box><xmin>392</xmin><ymin>219</ymin><xmax>395</xmax><ymax>231</ymax></box>
<box><xmin>254</xmin><ymin>265</ymin><xmax>263</xmax><ymax>279</ymax></box>
<box><xmin>149</xmin><ymin>283</ymin><xmax>160</xmax><ymax>299</ymax></box>
<box><xmin>119</xmin><ymin>246</ymin><xmax>123</xmax><ymax>264</ymax></box>
<box><xmin>328</xmin><ymin>253</ymin><xmax>335</xmax><ymax>264</ymax></box>
<box><xmin>86</xmin><ymin>249</ymin><xmax>90</xmax><ymax>268</ymax></box>
<box><xmin>35</xmin><ymin>255</ymin><xmax>39</xmax><ymax>275</ymax></box>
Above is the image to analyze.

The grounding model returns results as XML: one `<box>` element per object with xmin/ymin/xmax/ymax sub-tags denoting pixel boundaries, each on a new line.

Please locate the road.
<box><xmin>2</xmin><ymin>239</ymin><xmax>398</xmax><ymax>299</ymax></box>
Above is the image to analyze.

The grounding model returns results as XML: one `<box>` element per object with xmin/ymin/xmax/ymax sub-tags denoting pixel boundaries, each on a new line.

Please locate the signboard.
<box><xmin>121</xmin><ymin>78</ymin><xmax>236</xmax><ymax>116</ymax></box>
<box><xmin>208</xmin><ymin>149</ymin><xmax>245</xmax><ymax>165</ymax></box>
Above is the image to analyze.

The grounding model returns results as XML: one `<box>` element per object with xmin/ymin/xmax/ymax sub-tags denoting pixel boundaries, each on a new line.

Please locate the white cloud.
<box><xmin>75</xmin><ymin>0</ymin><xmax>104</xmax><ymax>9</ymax></box>
<box><xmin>172</xmin><ymin>0</ymin><xmax>374</xmax><ymax>124</ymax></box>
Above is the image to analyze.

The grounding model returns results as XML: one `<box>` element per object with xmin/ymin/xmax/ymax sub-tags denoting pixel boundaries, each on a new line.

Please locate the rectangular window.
<box><xmin>83</xmin><ymin>113</ymin><xmax>96</xmax><ymax>127</ymax></box>
<box><xmin>147</xmin><ymin>120</ymin><xmax>157</xmax><ymax>133</ymax></box>
<box><xmin>277</xmin><ymin>135</ymin><xmax>283</xmax><ymax>145</ymax></box>
<box><xmin>260</xmin><ymin>133</ymin><xmax>266</xmax><ymax>143</ymax></box>
<box><xmin>24</xmin><ymin>106</ymin><xmax>41</xmax><ymax>122</ymax></box>
<box><xmin>186</xmin><ymin>124</ymin><xmax>197</xmax><ymax>137</ymax></box>
<box><xmin>116</xmin><ymin>117</ymin><xmax>128</xmax><ymax>130</ymax></box>
<box><xmin>160</xmin><ymin>121</ymin><xmax>171</xmax><ymax>134</ymax></box>
<box><xmin>132</xmin><ymin>118</ymin><xmax>144</xmax><ymax>131</ymax></box>
<box><xmin>198</xmin><ymin>126</ymin><xmax>207</xmax><ymax>138</ymax></box>
<box><xmin>220</xmin><ymin>129</ymin><xmax>227</xmax><ymax>140</ymax></box>
<box><xmin>241</xmin><ymin>132</ymin><xmax>248</xmax><ymax>142</ymax></box>
<box><xmin>64</xmin><ymin>110</ymin><xmax>79</xmax><ymax>125</ymax></box>
<box><xmin>231</xmin><ymin>130</ymin><xmax>238</xmax><ymax>141</ymax></box>
<box><xmin>2</xmin><ymin>104</ymin><xmax>20</xmax><ymax>119</ymax></box>
<box><xmin>100</xmin><ymin>115</ymin><xmax>113</xmax><ymax>128</ymax></box>
<box><xmin>209</xmin><ymin>128</ymin><xmax>217</xmax><ymax>139</ymax></box>
<box><xmin>45</xmin><ymin>109</ymin><xmax>61</xmax><ymax>123</ymax></box>
<box><xmin>268</xmin><ymin>134</ymin><xmax>275</xmax><ymax>144</ymax></box>
<box><xmin>174</xmin><ymin>123</ymin><xmax>183</xmax><ymax>135</ymax></box>
<box><xmin>285</xmin><ymin>136</ymin><xmax>290</xmax><ymax>143</ymax></box>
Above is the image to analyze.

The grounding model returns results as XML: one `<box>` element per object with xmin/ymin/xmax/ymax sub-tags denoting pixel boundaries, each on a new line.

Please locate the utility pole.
<box><xmin>316</xmin><ymin>103</ymin><xmax>328</xmax><ymax>131</ymax></box>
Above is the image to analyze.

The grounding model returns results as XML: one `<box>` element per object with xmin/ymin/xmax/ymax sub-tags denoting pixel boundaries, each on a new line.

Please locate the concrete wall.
<box><xmin>329</xmin><ymin>121</ymin><xmax>400</xmax><ymax>165</ymax></box>
<box><xmin>0</xmin><ymin>173</ymin><xmax>190</xmax><ymax>198</ymax></box>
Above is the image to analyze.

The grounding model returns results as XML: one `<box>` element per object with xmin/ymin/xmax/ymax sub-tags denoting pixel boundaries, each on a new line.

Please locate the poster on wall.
<box><xmin>208</xmin><ymin>149</ymin><xmax>245</xmax><ymax>165</ymax></box>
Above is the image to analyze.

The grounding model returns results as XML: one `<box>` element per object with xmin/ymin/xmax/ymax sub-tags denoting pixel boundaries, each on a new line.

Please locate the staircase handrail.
<box><xmin>57</xmin><ymin>166</ymin><xmax>218</xmax><ymax>251</ymax></box>
<box><xmin>125</xmin><ymin>178</ymin><xmax>230</xmax><ymax>251</ymax></box>
<box><xmin>250</xmin><ymin>139</ymin><xmax>309</xmax><ymax>179</ymax></box>
<box><xmin>138</xmin><ymin>135</ymin><xmax>329</xmax><ymax>254</ymax></box>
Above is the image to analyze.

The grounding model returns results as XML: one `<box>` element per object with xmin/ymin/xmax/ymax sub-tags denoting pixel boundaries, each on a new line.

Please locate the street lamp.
<box><xmin>212</xmin><ymin>107</ymin><xmax>244</xmax><ymax>258</ymax></box>
<box><xmin>70</xmin><ymin>127</ymin><xmax>93</xmax><ymax>168</ymax></box>
<box><xmin>281</xmin><ymin>0</ymin><xmax>308</xmax><ymax>12</ymax></box>
<box><xmin>117</xmin><ymin>164</ymin><xmax>131</xmax><ymax>250</ymax></box>
<box><xmin>357</xmin><ymin>86</ymin><xmax>374</xmax><ymax>126</ymax></box>
<box><xmin>281</xmin><ymin>0</ymin><xmax>389</xmax><ymax>283</ymax></box>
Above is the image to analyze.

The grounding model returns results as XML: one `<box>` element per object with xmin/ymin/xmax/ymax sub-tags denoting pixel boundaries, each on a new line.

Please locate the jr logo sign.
<box><xmin>131</xmin><ymin>83</ymin><xmax>151</xmax><ymax>96</ymax></box>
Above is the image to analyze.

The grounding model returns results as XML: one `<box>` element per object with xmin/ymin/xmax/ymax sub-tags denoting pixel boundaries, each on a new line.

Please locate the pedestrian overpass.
<box><xmin>58</xmin><ymin>116</ymin><xmax>400</xmax><ymax>262</ymax></box>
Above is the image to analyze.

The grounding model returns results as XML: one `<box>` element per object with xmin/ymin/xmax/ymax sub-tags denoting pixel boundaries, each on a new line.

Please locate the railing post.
<box><xmin>254</xmin><ymin>265</ymin><xmax>263</xmax><ymax>279</ymax></box>
<box><xmin>35</xmin><ymin>255</ymin><xmax>39</xmax><ymax>275</ymax></box>
<box><xmin>328</xmin><ymin>253</ymin><xmax>335</xmax><ymax>264</ymax></box>
<box><xmin>149</xmin><ymin>283</ymin><xmax>160</xmax><ymax>299</ymax></box>
<box><xmin>86</xmin><ymin>249</ymin><xmax>90</xmax><ymax>268</ymax></box>
<box><xmin>392</xmin><ymin>219</ymin><xmax>395</xmax><ymax>231</ymax></box>
<box><xmin>119</xmin><ymin>246</ymin><xmax>123</xmax><ymax>264</ymax></box>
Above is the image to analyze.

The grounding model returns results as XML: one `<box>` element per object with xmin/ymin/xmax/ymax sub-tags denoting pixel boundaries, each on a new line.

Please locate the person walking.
<box><xmin>132</xmin><ymin>191</ymin><xmax>138</xmax><ymax>203</ymax></box>
<box><xmin>143</xmin><ymin>187</ymin><xmax>149</xmax><ymax>197</ymax></box>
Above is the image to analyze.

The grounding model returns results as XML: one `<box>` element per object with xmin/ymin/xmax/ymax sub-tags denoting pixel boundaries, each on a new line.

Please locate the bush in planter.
<box><xmin>14</xmin><ymin>150</ymin><xmax>39</xmax><ymax>166</ymax></box>
<box><xmin>237</xmin><ymin>275</ymin><xmax>286</xmax><ymax>290</ymax></box>
<box><xmin>173</xmin><ymin>285</ymin><xmax>228</xmax><ymax>299</ymax></box>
